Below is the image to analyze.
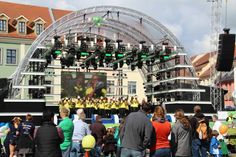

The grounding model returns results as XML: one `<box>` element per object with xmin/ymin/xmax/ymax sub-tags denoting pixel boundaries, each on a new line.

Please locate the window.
<box><xmin>128</xmin><ymin>81</ymin><xmax>136</xmax><ymax>94</ymax></box>
<box><xmin>107</xmin><ymin>80</ymin><xmax>115</xmax><ymax>94</ymax></box>
<box><xmin>0</xmin><ymin>19</ymin><xmax>6</xmax><ymax>31</ymax></box>
<box><xmin>36</xmin><ymin>23</ymin><xmax>43</xmax><ymax>35</ymax></box>
<box><xmin>18</xmin><ymin>21</ymin><xmax>25</xmax><ymax>33</ymax></box>
<box><xmin>0</xmin><ymin>48</ymin><xmax>2</xmax><ymax>64</ymax></box>
<box><xmin>6</xmin><ymin>49</ymin><xmax>16</xmax><ymax>64</ymax></box>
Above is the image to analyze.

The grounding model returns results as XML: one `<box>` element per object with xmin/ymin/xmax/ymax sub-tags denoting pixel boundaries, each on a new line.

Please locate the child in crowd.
<box><xmin>210</xmin><ymin>130</ymin><xmax>222</xmax><ymax>157</ymax></box>
<box><xmin>102</xmin><ymin>127</ymin><xmax>116</xmax><ymax>157</ymax></box>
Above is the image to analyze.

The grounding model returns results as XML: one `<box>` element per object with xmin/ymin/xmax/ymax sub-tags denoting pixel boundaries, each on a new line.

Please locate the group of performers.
<box><xmin>58</xmin><ymin>96</ymin><xmax>140</xmax><ymax>118</ymax></box>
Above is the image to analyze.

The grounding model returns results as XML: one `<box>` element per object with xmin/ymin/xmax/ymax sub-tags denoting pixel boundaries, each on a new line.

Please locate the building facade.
<box><xmin>191</xmin><ymin>49</ymin><xmax>236</xmax><ymax>108</ymax></box>
<box><xmin>0</xmin><ymin>1</ymin><xmax>71</xmax><ymax>78</ymax></box>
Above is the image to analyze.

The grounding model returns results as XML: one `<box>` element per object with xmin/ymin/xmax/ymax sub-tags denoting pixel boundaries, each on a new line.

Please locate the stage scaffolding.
<box><xmin>4</xmin><ymin>6</ymin><xmax>216</xmax><ymax>112</ymax></box>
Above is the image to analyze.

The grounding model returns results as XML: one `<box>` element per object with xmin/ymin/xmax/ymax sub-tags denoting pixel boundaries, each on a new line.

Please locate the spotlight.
<box><xmin>85</xmin><ymin>60</ymin><xmax>90</xmax><ymax>69</ymax></box>
<box><xmin>156</xmin><ymin>73</ymin><xmax>161</xmax><ymax>80</ymax></box>
<box><xmin>66</xmin><ymin>53</ymin><xmax>75</xmax><ymax>67</ymax></box>
<box><xmin>151</xmin><ymin>58</ymin><xmax>155</xmax><ymax>63</ymax></box>
<box><xmin>105</xmin><ymin>44</ymin><xmax>113</xmax><ymax>64</ymax></box>
<box><xmin>131</xmin><ymin>64</ymin><xmax>135</xmax><ymax>71</ymax></box>
<box><xmin>80</xmin><ymin>63</ymin><xmax>85</xmax><ymax>69</ymax></box>
<box><xmin>137</xmin><ymin>61</ymin><xmax>143</xmax><ymax>69</ymax></box>
<box><xmin>60</xmin><ymin>57</ymin><xmax>66</xmax><ymax>69</ymax></box>
<box><xmin>45</xmin><ymin>49</ymin><xmax>52</xmax><ymax>65</ymax></box>
<box><xmin>51</xmin><ymin>36</ymin><xmax>62</xmax><ymax>59</ymax></box>
<box><xmin>98</xmin><ymin>49</ymin><xmax>105</xmax><ymax>67</ymax></box>
<box><xmin>91</xmin><ymin>57</ymin><xmax>97</xmax><ymax>70</ymax></box>
<box><xmin>119</xmin><ymin>61</ymin><xmax>124</xmax><ymax>68</ymax></box>
<box><xmin>113</xmin><ymin>63</ymin><xmax>118</xmax><ymax>70</ymax></box>
<box><xmin>126</xmin><ymin>58</ymin><xmax>131</xmax><ymax>65</ymax></box>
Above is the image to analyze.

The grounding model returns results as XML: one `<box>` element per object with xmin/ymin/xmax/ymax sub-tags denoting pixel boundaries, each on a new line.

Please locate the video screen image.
<box><xmin>61</xmin><ymin>72</ymin><xmax>107</xmax><ymax>98</ymax></box>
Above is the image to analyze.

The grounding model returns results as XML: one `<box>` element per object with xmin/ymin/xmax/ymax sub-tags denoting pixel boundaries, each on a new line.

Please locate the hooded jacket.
<box><xmin>171</xmin><ymin>120</ymin><xmax>192</xmax><ymax>157</ymax></box>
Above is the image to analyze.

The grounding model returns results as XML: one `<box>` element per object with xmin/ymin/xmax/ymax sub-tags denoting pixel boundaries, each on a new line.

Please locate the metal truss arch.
<box><xmin>9</xmin><ymin>5</ymin><xmax>200</xmax><ymax>102</ymax></box>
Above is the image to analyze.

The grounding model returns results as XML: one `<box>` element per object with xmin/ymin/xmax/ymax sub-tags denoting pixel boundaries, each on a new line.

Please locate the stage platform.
<box><xmin>164</xmin><ymin>101</ymin><xmax>217</xmax><ymax>113</ymax></box>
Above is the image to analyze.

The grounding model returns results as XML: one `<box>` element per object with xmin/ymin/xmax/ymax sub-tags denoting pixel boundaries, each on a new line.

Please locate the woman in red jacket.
<box><xmin>150</xmin><ymin>106</ymin><xmax>171</xmax><ymax>157</ymax></box>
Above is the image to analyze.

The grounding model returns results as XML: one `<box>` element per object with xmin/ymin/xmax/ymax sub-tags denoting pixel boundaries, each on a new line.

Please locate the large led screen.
<box><xmin>61</xmin><ymin>72</ymin><xmax>107</xmax><ymax>98</ymax></box>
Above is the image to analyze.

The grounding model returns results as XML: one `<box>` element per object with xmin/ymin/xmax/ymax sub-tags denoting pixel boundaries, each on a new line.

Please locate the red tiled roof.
<box><xmin>52</xmin><ymin>9</ymin><xmax>72</xmax><ymax>21</ymax></box>
<box><xmin>193</xmin><ymin>53</ymin><xmax>210</xmax><ymax>67</ymax></box>
<box><xmin>0</xmin><ymin>1</ymin><xmax>72</xmax><ymax>39</ymax></box>
<box><xmin>190</xmin><ymin>55</ymin><xmax>197</xmax><ymax>61</ymax></box>
<box><xmin>192</xmin><ymin>47</ymin><xmax>236</xmax><ymax>81</ymax></box>
<box><xmin>200</xmin><ymin>68</ymin><xmax>211</xmax><ymax>79</ymax></box>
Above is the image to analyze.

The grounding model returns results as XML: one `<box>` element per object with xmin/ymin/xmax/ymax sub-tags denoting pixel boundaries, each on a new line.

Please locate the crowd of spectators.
<box><xmin>0</xmin><ymin>104</ymin><xmax>234</xmax><ymax>157</ymax></box>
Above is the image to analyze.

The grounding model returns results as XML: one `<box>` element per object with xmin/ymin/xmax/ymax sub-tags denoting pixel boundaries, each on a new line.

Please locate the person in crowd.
<box><xmin>210</xmin><ymin>130</ymin><xmax>222</xmax><ymax>157</ymax></box>
<box><xmin>150</xmin><ymin>106</ymin><xmax>171</xmax><ymax>157</ymax></box>
<box><xmin>17</xmin><ymin>114</ymin><xmax>35</xmax><ymax>157</ymax></box>
<box><xmin>90</xmin><ymin>115</ymin><xmax>107</xmax><ymax>157</ymax></box>
<box><xmin>190</xmin><ymin>105</ymin><xmax>210</xmax><ymax>157</ymax></box>
<box><xmin>104</xmin><ymin>98</ymin><xmax>110</xmax><ymax>118</ymax></box>
<box><xmin>59</xmin><ymin>107</ymin><xmax>74</xmax><ymax>157</ymax></box>
<box><xmin>111</xmin><ymin>99</ymin><xmax>117</xmax><ymax>115</ymax></box>
<box><xmin>75</xmin><ymin>97</ymin><xmax>84</xmax><ymax>110</ymax></box>
<box><xmin>119</xmin><ymin>98</ymin><xmax>127</xmax><ymax>118</ymax></box>
<box><xmin>226</xmin><ymin>113</ymin><xmax>233</xmax><ymax>123</ymax></box>
<box><xmin>70</xmin><ymin>112</ymin><xmax>91</xmax><ymax>157</ymax></box>
<box><xmin>171</xmin><ymin>109</ymin><xmax>192</xmax><ymax>157</ymax></box>
<box><xmin>34</xmin><ymin>110</ymin><xmax>64</xmax><ymax>157</ymax></box>
<box><xmin>102</xmin><ymin>127</ymin><xmax>116</xmax><ymax>157</ymax></box>
<box><xmin>212</xmin><ymin>115</ymin><xmax>229</xmax><ymax>157</ymax></box>
<box><xmin>120</xmin><ymin>103</ymin><xmax>153</xmax><ymax>157</ymax></box>
<box><xmin>99</xmin><ymin>99</ymin><xmax>105</xmax><ymax>117</ymax></box>
<box><xmin>212</xmin><ymin>115</ymin><xmax>223</xmax><ymax>139</ymax></box>
<box><xmin>73</xmin><ymin>109</ymin><xmax>85</xmax><ymax>122</ymax></box>
<box><xmin>130</xmin><ymin>97</ymin><xmax>139</xmax><ymax>113</ymax></box>
<box><xmin>115</xmin><ymin>117</ymin><xmax>126</xmax><ymax>157</ymax></box>
<box><xmin>4</xmin><ymin>117</ymin><xmax>21</xmax><ymax>157</ymax></box>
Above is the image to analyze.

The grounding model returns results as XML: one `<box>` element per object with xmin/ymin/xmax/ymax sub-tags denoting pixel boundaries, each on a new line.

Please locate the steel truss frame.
<box><xmin>8</xmin><ymin>6</ymin><xmax>199</xmax><ymax>101</ymax></box>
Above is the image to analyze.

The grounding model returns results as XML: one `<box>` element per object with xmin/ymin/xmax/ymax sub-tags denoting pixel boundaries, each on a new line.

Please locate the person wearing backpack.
<box><xmin>190</xmin><ymin>105</ymin><xmax>210</xmax><ymax>157</ymax></box>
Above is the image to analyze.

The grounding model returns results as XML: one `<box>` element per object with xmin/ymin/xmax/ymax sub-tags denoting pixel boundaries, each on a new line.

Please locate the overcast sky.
<box><xmin>2</xmin><ymin>0</ymin><xmax>236</xmax><ymax>56</ymax></box>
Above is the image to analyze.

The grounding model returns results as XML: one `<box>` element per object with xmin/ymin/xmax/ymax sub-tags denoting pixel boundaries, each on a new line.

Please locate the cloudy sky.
<box><xmin>2</xmin><ymin>0</ymin><xmax>236</xmax><ymax>56</ymax></box>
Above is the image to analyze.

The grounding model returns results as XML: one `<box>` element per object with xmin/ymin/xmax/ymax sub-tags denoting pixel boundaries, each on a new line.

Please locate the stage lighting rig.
<box><xmin>131</xmin><ymin>64</ymin><xmax>135</xmax><ymax>71</ymax></box>
<box><xmin>79</xmin><ymin>40</ymin><xmax>89</xmax><ymax>58</ymax></box>
<box><xmin>129</xmin><ymin>47</ymin><xmax>138</xmax><ymax>63</ymax></box>
<box><xmin>104</xmin><ymin>39</ymin><xmax>113</xmax><ymax>64</ymax></box>
<box><xmin>156</xmin><ymin>73</ymin><xmax>162</xmax><ymax>80</ymax></box>
<box><xmin>51</xmin><ymin>36</ymin><xmax>62</xmax><ymax>59</ymax></box>
<box><xmin>115</xmin><ymin>40</ymin><xmax>125</xmax><ymax>68</ymax></box>
<box><xmin>159</xmin><ymin>44</ymin><xmax>174</xmax><ymax>62</ymax></box>
<box><xmin>98</xmin><ymin>52</ymin><xmax>105</xmax><ymax>67</ymax></box>
<box><xmin>44</xmin><ymin>36</ymin><xmax>62</xmax><ymax>66</ymax></box>
<box><xmin>113</xmin><ymin>63</ymin><xmax>118</xmax><ymax>70</ymax></box>
<box><xmin>150</xmin><ymin>49</ymin><xmax>160</xmax><ymax>63</ymax></box>
<box><xmin>91</xmin><ymin>57</ymin><xmax>97</xmax><ymax>70</ymax></box>
<box><xmin>66</xmin><ymin>47</ymin><xmax>76</xmax><ymax>67</ymax></box>
<box><xmin>137</xmin><ymin>44</ymin><xmax>149</xmax><ymax>69</ymax></box>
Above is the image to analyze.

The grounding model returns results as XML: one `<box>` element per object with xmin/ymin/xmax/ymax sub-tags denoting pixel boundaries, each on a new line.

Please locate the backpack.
<box><xmin>196</xmin><ymin>118</ymin><xmax>208</xmax><ymax>140</ymax></box>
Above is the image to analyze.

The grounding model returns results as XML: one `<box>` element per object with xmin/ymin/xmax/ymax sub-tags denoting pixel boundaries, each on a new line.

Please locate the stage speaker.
<box><xmin>216</xmin><ymin>33</ymin><xmax>235</xmax><ymax>71</ymax></box>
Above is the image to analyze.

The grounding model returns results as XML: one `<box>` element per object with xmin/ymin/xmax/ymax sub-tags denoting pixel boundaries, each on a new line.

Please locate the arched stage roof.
<box><xmin>9</xmin><ymin>6</ymin><xmax>198</xmax><ymax>99</ymax></box>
